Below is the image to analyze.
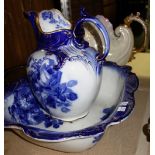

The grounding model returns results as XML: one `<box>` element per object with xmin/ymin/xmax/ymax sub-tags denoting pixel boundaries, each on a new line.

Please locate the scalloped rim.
<box><xmin>4</xmin><ymin>62</ymin><xmax>139</xmax><ymax>142</ymax></box>
<box><xmin>36</xmin><ymin>9</ymin><xmax>72</xmax><ymax>35</ymax></box>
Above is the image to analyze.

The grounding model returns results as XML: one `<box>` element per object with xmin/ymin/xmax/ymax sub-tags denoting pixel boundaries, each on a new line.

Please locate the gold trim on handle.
<box><xmin>124</xmin><ymin>12</ymin><xmax>148</xmax><ymax>62</ymax></box>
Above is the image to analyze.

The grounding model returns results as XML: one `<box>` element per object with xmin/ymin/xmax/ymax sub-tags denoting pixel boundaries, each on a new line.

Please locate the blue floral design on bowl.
<box><xmin>5</xmin><ymin>79</ymin><xmax>63</xmax><ymax>129</ymax></box>
<box><xmin>4</xmin><ymin>62</ymin><xmax>139</xmax><ymax>142</ymax></box>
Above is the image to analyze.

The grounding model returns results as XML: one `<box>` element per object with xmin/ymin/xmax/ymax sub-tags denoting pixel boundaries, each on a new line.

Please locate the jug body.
<box><xmin>26</xmin><ymin>8</ymin><xmax>110</xmax><ymax>121</ymax></box>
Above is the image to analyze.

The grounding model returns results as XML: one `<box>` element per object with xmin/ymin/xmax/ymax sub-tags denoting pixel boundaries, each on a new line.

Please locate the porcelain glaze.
<box><xmin>38</xmin><ymin>9</ymin><xmax>71</xmax><ymax>32</ymax></box>
<box><xmin>4</xmin><ymin>8</ymin><xmax>140</xmax><ymax>152</ymax></box>
<box><xmin>25</xmin><ymin>8</ymin><xmax>110</xmax><ymax>121</ymax></box>
<box><xmin>84</xmin><ymin>13</ymin><xmax>147</xmax><ymax>65</ymax></box>
<box><xmin>4</xmin><ymin>62</ymin><xmax>139</xmax><ymax>152</ymax></box>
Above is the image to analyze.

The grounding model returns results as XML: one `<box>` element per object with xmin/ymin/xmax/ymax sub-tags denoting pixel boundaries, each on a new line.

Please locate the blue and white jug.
<box><xmin>25</xmin><ymin>8</ymin><xmax>110</xmax><ymax>121</ymax></box>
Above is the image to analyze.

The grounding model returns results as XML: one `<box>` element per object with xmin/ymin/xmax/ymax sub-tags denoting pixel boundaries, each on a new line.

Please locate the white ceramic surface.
<box><xmin>25</xmin><ymin>8</ymin><xmax>110</xmax><ymax>121</ymax></box>
<box><xmin>38</xmin><ymin>9</ymin><xmax>71</xmax><ymax>33</ymax></box>
<box><xmin>27</xmin><ymin>49</ymin><xmax>101</xmax><ymax>121</ymax></box>
<box><xmin>4</xmin><ymin>8</ymin><xmax>139</xmax><ymax>153</ymax></box>
<box><xmin>5</xmin><ymin>62</ymin><xmax>138</xmax><ymax>152</ymax></box>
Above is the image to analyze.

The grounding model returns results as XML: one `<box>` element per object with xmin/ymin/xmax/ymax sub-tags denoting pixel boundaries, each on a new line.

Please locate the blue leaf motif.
<box><xmin>27</xmin><ymin>57</ymin><xmax>78</xmax><ymax>113</ymax></box>
<box><xmin>52</xmin><ymin>120</ymin><xmax>61</xmax><ymax>128</ymax></box>
<box><xmin>47</xmin><ymin>68</ymin><xmax>54</xmax><ymax>74</ymax></box>
<box><xmin>59</xmin><ymin>83</ymin><xmax>67</xmax><ymax>93</ymax></box>
<box><xmin>66</xmin><ymin>92</ymin><xmax>78</xmax><ymax>101</ymax></box>
<box><xmin>63</xmin><ymin>102</ymin><xmax>71</xmax><ymax>107</ymax></box>
<box><xmin>101</xmin><ymin>105</ymin><xmax>116</xmax><ymax>121</ymax></box>
<box><xmin>46</xmin><ymin>96</ymin><xmax>56</xmax><ymax>108</ymax></box>
<box><xmin>57</xmin><ymin>102</ymin><xmax>63</xmax><ymax>107</ymax></box>
<box><xmin>42</xmin><ymin>11</ymin><xmax>53</xmax><ymax>20</ymax></box>
<box><xmin>61</xmin><ymin>107</ymin><xmax>70</xmax><ymax>113</ymax></box>
<box><xmin>67</xmin><ymin>80</ymin><xmax>78</xmax><ymax>87</ymax></box>
<box><xmin>41</xmin><ymin>10</ymin><xmax>70</xmax><ymax>29</ymax></box>
<box><xmin>103</xmin><ymin>106</ymin><xmax>115</xmax><ymax>114</ymax></box>
<box><xmin>5</xmin><ymin>79</ymin><xmax>64</xmax><ymax>129</ymax></box>
<box><xmin>44</xmin><ymin>120</ymin><xmax>53</xmax><ymax>128</ymax></box>
<box><xmin>59</xmin><ymin>95</ymin><xmax>66</xmax><ymax>102</ymax></box>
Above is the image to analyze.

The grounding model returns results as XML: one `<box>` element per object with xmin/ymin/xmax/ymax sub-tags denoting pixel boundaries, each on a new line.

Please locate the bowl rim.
<box><xmin>4</xmin><ymin>62</ymin><xmax>139</xmax><ymax>142</ymax></box>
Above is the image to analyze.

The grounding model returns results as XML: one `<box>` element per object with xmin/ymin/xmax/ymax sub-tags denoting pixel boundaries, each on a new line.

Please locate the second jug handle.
<box><xmin>124</xmin><ymin>12</ymin><xmax>148</xmax><ymax>61</ymax></box>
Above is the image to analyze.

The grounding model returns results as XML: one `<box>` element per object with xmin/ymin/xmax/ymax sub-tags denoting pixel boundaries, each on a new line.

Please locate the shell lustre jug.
<box><xmin>84</xmin><ymin>12</ymin><xmax>147</xmax><ymax>65</ymax></box>
<box><xmin>25</xmin><ymin>8</ymin><xmax>110</xmax><ymax>121</ymax></box>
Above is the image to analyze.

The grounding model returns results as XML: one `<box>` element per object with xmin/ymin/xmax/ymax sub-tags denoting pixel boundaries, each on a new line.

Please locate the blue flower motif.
<box><xmin>27</xmin><ymin>57</ymin><xmax>78</xmax><ymax>113</ymax></box>
<box><xmin>42</xmin><ymin>11</ymin><xmax>56</xmax><ymax>23</ymax></box>
<box><xmin>6</xmin><ymin>79</ymin><xmax>63</xmax><ymax>128</ymax></box>
<box><xmin>44</xmin><ymin>115</ymin><xmax>63</xmax><ymax>128</ymax></box>
<box><xmin>8</xmin><ymin>82</ymin><xmax>44</xmax><ymax>125</ymax></box>
<box><xmin>43</xmin><ymin>11</ymin><xmax>51</xmax><ymax>19</ymax></box>
<box><xmin>41</xmin><ymin>11</ymin><xmax>70</xmax><ymax>28</ymax></box>
<box><xmin>67</xmin><ymin>80</ymin><xmax>78</xmax><ymax>87</ymax></box>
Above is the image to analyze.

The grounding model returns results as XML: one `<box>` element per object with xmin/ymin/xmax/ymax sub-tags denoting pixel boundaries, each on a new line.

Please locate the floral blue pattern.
<box><xmin>41</xmin><ymin>10</ymin><xmax>70</xmax><ymax>29</ymax></box>
<box><xmin>27</xmin><ymin>56</ymin><xmax>78</xmax><ymax>113</ymax></box>
<box><xmin>4</xmin><ymin>62</ymin><xmax>139</xmax><ymax>141</ymax></box>
<box><xmin>5</xmin><ymin>79</ymin><xmax>63</xmax><ymax>128</ymax></box>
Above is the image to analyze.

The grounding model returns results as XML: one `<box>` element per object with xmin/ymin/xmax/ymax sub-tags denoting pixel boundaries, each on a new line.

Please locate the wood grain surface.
<box><xmin>4</xmin><ymin>0</ymin><xmax>118</xmax><ymax>70</ymax></box>
<box><xmin>4</xmin><ymin>0</ymin><xmax>55</xmax><ymax>69</ymax></box>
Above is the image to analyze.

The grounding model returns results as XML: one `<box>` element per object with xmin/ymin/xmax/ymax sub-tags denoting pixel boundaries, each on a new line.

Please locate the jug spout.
<box><xmin>24</xmin><ymin>11</ymin><xmax>39</xmax><ymax>38</ymax></box>
<box><xmin>25</xmin><ymin>9</ymin><xmax>72</xmax><ymax>34</ymax></box>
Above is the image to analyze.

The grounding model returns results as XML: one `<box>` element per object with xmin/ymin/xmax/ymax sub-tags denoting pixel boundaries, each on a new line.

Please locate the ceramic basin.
<box><xmin>4</xmin><ymin>62</ymin><xmax>138</xmax><ymax>152</ymax></box>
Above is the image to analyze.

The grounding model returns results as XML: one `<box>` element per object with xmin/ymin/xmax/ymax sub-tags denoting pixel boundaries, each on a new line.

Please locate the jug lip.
<box><xmin>35</xmin><ymin>9</ymin><xmax>72</xmax><ymax>35</ymax></box>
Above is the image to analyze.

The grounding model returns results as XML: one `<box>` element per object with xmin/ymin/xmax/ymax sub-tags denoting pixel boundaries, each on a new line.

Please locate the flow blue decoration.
<box><xmin>4</xmin><ymin>8</ymin><xmax>139</xmax><ymax>145</ymax></box>
<box><xmin>93</xmin><ymin>133</ymin><xmax>104</xmax><ymax>143</ymax></box>
<box><xmin>5</xmin><ymin>79</ymin><xmax>63</xmax><ymax>128</ymax></box>
<box><xmin>4</xmin><ymin>62</ymin><xmax>139</xmax><ymax>141</ymax></box>
<box><xmin>41</xmin><ymin>10</ymin><xmax>71</xmax><ymax>29</ymax></box>
<box><xmin>25</xmin><ymin>8</ymin><xmax>110</xmax><ymax>62</ymax></box>
<box><xmin>100</xmin><ymin>105</ymin><xmax>116</xmax><ymax>121</ymax></box>
<box><xmin>27</xmin><ymin>57</ymin><xmax>78</xmax><ymax>113</ymax></box>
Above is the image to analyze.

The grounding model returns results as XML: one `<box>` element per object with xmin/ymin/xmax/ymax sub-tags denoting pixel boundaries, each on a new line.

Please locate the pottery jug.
<box><xmin>25</xmin><ymin>8</ymin><xmax>110</xmax><ymax>121</ymax></box>
<box><xmin>84</xmin><ymin>12</ymin><xmax>147</xmax><ymax>65</ymax></box>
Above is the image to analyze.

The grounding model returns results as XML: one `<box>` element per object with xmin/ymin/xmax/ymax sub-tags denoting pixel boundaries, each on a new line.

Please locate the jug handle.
<box><xmin>124</xmin><ymin>12</ymin><xmax>148</xmax><ymax>61</ymax></box>
<box><xmin>73</xmin><ymin>9</ymin><xmax>110</xmax><ymax>62</ymax></box>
